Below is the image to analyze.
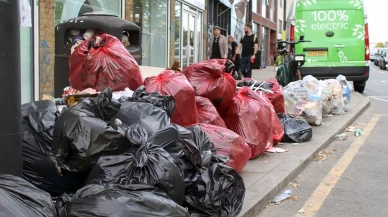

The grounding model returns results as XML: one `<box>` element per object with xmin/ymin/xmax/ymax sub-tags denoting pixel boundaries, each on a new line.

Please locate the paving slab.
<box><xmin>237</xmin><ymin>69</ymin><xmax>370</xmax><ymax>217</ymax></box>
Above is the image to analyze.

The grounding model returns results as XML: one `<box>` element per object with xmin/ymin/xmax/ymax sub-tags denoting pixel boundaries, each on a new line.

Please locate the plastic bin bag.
<box><xmin>183</xmin><ymin>163</ymin><xmax>245</xmax><ymax>217</ymax></box>
<box><xmin>223</xmin><ymin>87</ymin><xmax>273</xmax><ymax>159</ymax></box>
<box><xmin>0</xmin><ymin>174</ymin><xmax>57</xmax><ymax>217</ymax></box>
<box><xmin>120</xmin><ymin>85</ymin><xmax>175</xmax><ymax>118</ymax></box>
<box><xmin>257</xmin><ymin>92</ymin><xmax>285</xmax><ymax>145</ymax></box>
<box><xmin>69</xmin><ymin>33</ymin><xmax>143</xmax><ymax>92</ymax></box>
<box><xmin>325</xmin><ymin>79</ymin><xmax>345</xmax><ymax>115</ymax></box>
<box><xmin>145</xmin><ymin>70</ymin><xmax>198</xmax><ymax>126</ymax></box>
<box><xmin>22</xmin><ymin>101</ymin><xmax>86</xmax><ymax>196</ymax></box>
<box><xmin>53</xmin><ymin>88</ymin><xmax>130</xmax><ymax>172</ymax></box>
<box><xmin>277</xmin><ymin>113</ymin><xmax>312</xmax><ymax>143</ymax></box>
<box><xmin>336</xmin><ymin>75</ymin><xmax>352</xmax><ymax>112</ymax></box>
<box><xmin>55</xmin><ymin>184</ymin><xmax>190</xmax><ymax>217</ymax></box>
<box><xmin>86</xmin><ymin>124</ymin><xmax>185</xmax><ymax>205</ymax></box>
<box><xmin>182</xmin><ymin>59</ymin><xmax>236</xmax><ymax>115</ymax></box>
<box><xmin>198</xmin><ymin>123</ymin><xmax>251</xmax><ymax>172</ymax></box>
<box><xmin>283</xmin><ymin>76</ymin><xmax>323</xmax><ymax>126</ymax></box>
<box><xmin>196</xmin><ymin>96</ymin><xmax>226</xmax><ymax>128</ymax></box>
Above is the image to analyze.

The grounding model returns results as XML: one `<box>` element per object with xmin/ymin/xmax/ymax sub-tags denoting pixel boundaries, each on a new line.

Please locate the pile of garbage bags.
<box><xmin>13</xmin><ymin>34</ymin><xmax>356</xmax><ymax>216</ymax></box>
<box><xmin>283</xmin><ymin>75</ymin><xmax>353</xmax><ymax>125</ymax></box>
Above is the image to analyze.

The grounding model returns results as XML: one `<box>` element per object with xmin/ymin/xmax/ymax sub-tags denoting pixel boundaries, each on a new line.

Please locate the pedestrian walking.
<box><xmin>209</xmin><ymin>26</ymin><xmax>228</xmax><ymax>59</ymax></box>
<box><xmin>227</xmin><ymin>35</ymin><xmax>240</xmax><ymax>77</ymax></box>
<box><xmin>239</xmin><ymin>23</ymin><xmax>259</xmax><ymax>78</ymax></box>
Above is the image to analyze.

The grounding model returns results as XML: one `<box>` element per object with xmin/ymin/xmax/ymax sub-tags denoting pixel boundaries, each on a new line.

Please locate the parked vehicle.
<box><xmin>378</xmin><ymin>50</ymin><xmax>388</xmax><ymax>70</ymax></box>
<box><xmin>370</xmin><ymin>48</ymin><xmax>378</xmax><ymax>62</ymax></box>
<box><xmin>286</xmin><ymin>0</ymin><xmax>369</xmax><ymax>93</ymax></box>
<box><xmin>375</xmin><ymin>48</ymin><xmax>388</xmax><ymax>67</ymax></box>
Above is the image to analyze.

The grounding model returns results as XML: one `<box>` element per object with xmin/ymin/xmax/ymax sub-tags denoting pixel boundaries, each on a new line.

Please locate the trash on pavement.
<box><xmin>182</xmin><ymin>59</ymin><xmax>236</xmax><ymax>115</ymax></box>
<box><xmin>195</xmin><ymin>96</ymin><xmax>227</xmax><ymax>128</ymax></box>
<box><xmin>0</xmin><ymin>174</ymin><xmax>57</xmax><ymax>217</ymax></box>
<box><xmin>273</xmin><ymin>189</ymin><xmax>293</xmax><ymax>205</ymax></box>
<box><xmin>144</xmin><ymin>70</ymin><xmax>198</xmax><ymax>126</ymax></box>
<box><xmin>283</xmin><ymin>76</ymin><xmax>323</xmax><ymax>126</ymax></box>
<box><xmin>69</xmin><ymin>33</ymin><xmax>143</xmax><ymax>92</ymax></box>
<box><xmin>266</xmin><ymin>147</ymin><xmax>288</xmax><ymax>153</ymax></box>
<box><xmin>197</xmin><ymin>123</ymin><xmax>251</xmax><ymax>172</ymax></box>
<box><xmin>298</xmin><ymin>208</ymin><xmax>305</xmax><ymax>213</ymax></box>
<box><xmin>223</xmin><ymin>87</ymin><xmax>273</xmax><ymax>159</ymax></box>
<box><xmin>258</xmin><ymin>91</ymin><xmax>285</xmax><ymax>144</ymax></box>
<box><xmin>337</xmin><ymin>75</ymin><xmax>352</xmax><ymax>112</ymax></box>
<box><xmin>183</xmin><ymin>163</ymin><xmax>246</xmax><ymax>216</ymax></box>
<box><xmin>335</xmin><ymin>133</ymin><xmax>348</xmax><ymax>140</ymax></box>
<box><xmin>277</xmin><ymin>113</ymin><xmax>313</xmax><ymax>143</ymax></box>
<box><xmin>354</xmin><ymin>129</ymin><xmax>363</xmax><ymax>137</ymax></box>
<box><xmin>119</xmin><ymin>85</ymin><xmax>175</xmax><ymax>118</ymax></box>
<box><xmin>86</xmin><ymin>124</ymin><xmax>185</xmax><ymax>205</ymax></box>
<box><xmin>323</xmin><ymin>79</ymin><xmax>345</xmax><ymax>115</ymax></box>
<box><xmin>53</xmin><ymin>88</ymin><xmax>130</xmax><ymax>173</ymax></box>
<box><xmin>22</xmin><ymin>100</ymin><xmax>86</xmax><ymax>196</ymax></box>
<box><xmin>55</xmin><ymin>184</ymin><xmax>190</xmax><ymax>217</ymax></box>
<box><xmin>112</xmin><ymin>87</ymin><xmax>134</xmax><ymax>100</ymax></box>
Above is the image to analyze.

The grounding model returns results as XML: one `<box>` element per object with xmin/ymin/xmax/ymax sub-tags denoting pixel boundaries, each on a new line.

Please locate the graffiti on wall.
<box><xmin>39</xmin><ymin>1</ymin><xmax>55</xmax><ymax>96</ymax></box>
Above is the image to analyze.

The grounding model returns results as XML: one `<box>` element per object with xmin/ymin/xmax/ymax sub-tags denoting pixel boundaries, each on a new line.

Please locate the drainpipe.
<box><xmin>248</xmin><ymin>0</ymin><xmax>252</xmax><ymax>22</ymax></box>
<box><xmin>0</xmin><ymin>0</ymin><xmax>23</xmax><ymax>176</ymax></box>
<box><xmin>283</xmin><ymin>0</ymin><xmax>287</xmax><ymax>29</ymax></box>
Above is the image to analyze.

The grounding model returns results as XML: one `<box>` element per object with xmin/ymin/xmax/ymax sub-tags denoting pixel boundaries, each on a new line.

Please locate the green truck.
<box><xmin>286</xmin><ymin>0</ymin><xmax>369</xmax><ymax>92</ymax></box>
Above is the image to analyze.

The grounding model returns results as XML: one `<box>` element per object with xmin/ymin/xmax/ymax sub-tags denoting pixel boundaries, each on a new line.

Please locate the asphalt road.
<box><xmin>257</xmin><ymin>62</ymin><xmax>388</xmax><ymax>217</ymax></box>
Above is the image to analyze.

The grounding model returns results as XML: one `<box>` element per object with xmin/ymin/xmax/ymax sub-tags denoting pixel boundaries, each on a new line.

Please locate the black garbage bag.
<box><xmin>86</xmin><ymin>124</ymin><xmax>185</xmax><ymax>205</ymax></box>
<box><xmin>116</xmin><ymin>101</ymin><xmax>171</xmax><ymax>136</ymax></box>
<box><xmin>0</xmin><ymin>174</ymin><xmax>57</xmax><ymax>217</ymax></box>
<box><xmin>119</xmin><ymin>85</ymin><xmax>176</xmax><ymax>118</ymax></box>
<box><xmin>277</xmin><ymin>113</ymin><xmax>313</xmax><ymax>143</ymax></box>
<box><xmin>184</xmin><ymin>163</ymin><xmax>246</xmax><ymax>217</ymax></box>
<box><xmin>21</xmin><ymin>101</ymin><xmax>86</xmax><ymax>196</ymax></box>
<box><xmin>53</xmin><ymin>88</ymin><xmax>130</xmax><ymax>173</ymax></box>
<box><xmin>55</xmin><ymin>184</ymin><xmax>190</xmax><ymax>217</ymax></box>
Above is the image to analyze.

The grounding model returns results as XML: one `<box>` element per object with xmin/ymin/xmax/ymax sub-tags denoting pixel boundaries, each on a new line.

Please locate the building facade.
<box><xmin>251</xmin><ymin>0</ymin><xmax>278</xmax><ymax>67</ymax></box>
<box><xmin>23</xmin><ymin>0</ymin><xmax>211</xmax><ymax>101</ymax></box>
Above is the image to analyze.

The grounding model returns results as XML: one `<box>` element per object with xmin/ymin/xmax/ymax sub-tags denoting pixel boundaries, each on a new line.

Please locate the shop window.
<box><xmin>262</xmin><ymin>0</ymin><xmax>268</xmax><ymax>18</ymax></box>
<box><xmin>134</xmin><ymin>0</ymin><xmax>168</xmax><ymax>68</ymax></box>
<box><xmin>252</xmin><ymin>0</ymin><xmax>257</xmax><ymax>14</ymax></box>
<box><xmin>55</xmin><ymin>0</ymin><xmax>122</xmax><ymax>25</ymax></box>
<box><xmin>20</xmin><ymin>0</ymin><xmax>33</xmax><ymax>103</ymax></box>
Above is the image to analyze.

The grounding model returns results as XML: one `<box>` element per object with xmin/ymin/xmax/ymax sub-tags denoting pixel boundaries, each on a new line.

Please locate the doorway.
<box><xmin>175</xmin><ymin>3</ymin><xmax>202</xmax><ymax>68</ymax></box>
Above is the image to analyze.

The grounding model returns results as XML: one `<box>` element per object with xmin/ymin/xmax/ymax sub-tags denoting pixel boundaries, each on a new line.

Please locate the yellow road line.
<box><xmin>295</xmin><ymin>114</ymin><xmax>381</xmax><ymax>217</ymax></box>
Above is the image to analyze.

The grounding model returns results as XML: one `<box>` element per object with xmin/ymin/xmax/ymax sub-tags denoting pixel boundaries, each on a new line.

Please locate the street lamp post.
<box><xmin>0</xmin><ymin>0</ymin><xmax>23</xmax><ymax>176</ymax></box>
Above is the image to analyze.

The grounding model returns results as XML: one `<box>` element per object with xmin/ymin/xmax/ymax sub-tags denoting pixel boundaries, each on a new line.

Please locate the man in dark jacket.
<box><xmin>209</xmin><ymin>26</ymin><xmax>228</xmax><ymax>59</ymax></box>
<box><xmin>228</xmin><ymin>35</ymin><xmax>240</xmax><ymax>75</ymax></box>
<box><xmin>238</xmin><ymin>23</ymin><xmax>259</xmax><ymax>78</ymax></box>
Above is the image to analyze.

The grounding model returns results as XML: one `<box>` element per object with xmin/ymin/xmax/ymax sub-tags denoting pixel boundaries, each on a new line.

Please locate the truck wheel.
<box><xmin>354</xmin><ymin>81</ymin><xmax>366</xmax><ymax>93</ymax></box>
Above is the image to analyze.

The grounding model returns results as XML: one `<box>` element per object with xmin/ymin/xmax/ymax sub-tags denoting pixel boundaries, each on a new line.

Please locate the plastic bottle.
<box><xmin>335</xmin><ymin>133</ymin><xmax>348</xmax><ymax>140</ymax></box>
<box><xmin>354</xmin><ymin>129</ymin><xmax>363</xmax><ymax>137</ymax></box>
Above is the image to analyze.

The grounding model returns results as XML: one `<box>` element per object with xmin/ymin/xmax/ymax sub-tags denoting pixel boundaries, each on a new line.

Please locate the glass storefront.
<box><xmin>20</xmin><ymin>0</ymin><xmax>34</xmax><ymax>103</ymax></box>
<box><xmin>55</xmin><ymin>0</ymin><xmax>122</xmax><ymax>25</ymax></box>
<box><xmin>175</xmin><ymin>1</ymin><xmax>203</xmax><ymax>68</ymax></box>
<box><xmin>134</xmin><ymin>0</ymin><xmax>168</xmax><ymax>68</ymax></box>
<box><xmin>261</xmin><ymin>26</ymin><xmax>268</xmax><ymax>66</ymax></box>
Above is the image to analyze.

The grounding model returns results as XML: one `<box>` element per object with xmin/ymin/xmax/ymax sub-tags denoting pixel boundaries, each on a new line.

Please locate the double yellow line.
<box><xmin>295</xmin><ymin>114</ymin><xmax>381</xmax><ymax>217</ymax></box>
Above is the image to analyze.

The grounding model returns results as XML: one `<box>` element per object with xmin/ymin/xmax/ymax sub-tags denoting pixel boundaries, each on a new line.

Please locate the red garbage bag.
<box><xmin>257</xmin><ymin>92</ymin><xmax>285</xmax><ymax>145</ymax></box>
<box><xmin>198</xmin><ymin>123</ymin><xmax>251</xmax><ymax>172</ymax></box>
<box><xmin>196</xmin><ymin>96</ymin><xmax>226</xmax><ymax>128</ymax></box>
<box><xmin>182</xmin><ymin>59</ymin><xmax>236</xmax><ymax>115</ymax></box>
<box><xmin>144</xmin><ymin>70</ymin><xmax>198</xmax><ymax>126</ymax></box>
<box><xmin>266</xmin><ymin>78</ymin><xmax>285</xmax><ymax>113</ymax></box>
<box><xmin>223</xmin><ymin>87</ymin><xmax>273</xmax><ymax>159</ymax></box>
<box><xmin>69</xmin><ymin>33</ymin><xmax>143</xmax><ymax>92</ymax></box>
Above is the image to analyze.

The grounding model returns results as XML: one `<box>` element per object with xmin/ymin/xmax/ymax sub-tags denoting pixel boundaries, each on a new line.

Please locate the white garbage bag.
<box><xmin>325</xmin><ymin>79</ymin><xmax>345</xmax><ymax>115</ymax></box>
<box><xmin>336</xmin><ymin>75</ymin><xmax>352</xmax><ymax>112</ymax></box>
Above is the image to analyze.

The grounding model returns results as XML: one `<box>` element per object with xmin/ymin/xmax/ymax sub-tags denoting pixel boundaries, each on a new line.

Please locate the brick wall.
<box><xmin>39</xmin><ymin>0</ymin><xmax>56</xmax><ymax>97</ymax></box>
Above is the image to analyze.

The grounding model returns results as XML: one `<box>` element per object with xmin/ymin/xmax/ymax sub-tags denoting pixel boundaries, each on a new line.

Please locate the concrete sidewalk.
<box><xmin>238</xmin><ymin>68</ymin><xmax>370</xmax><ymax>217</ymax></box>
